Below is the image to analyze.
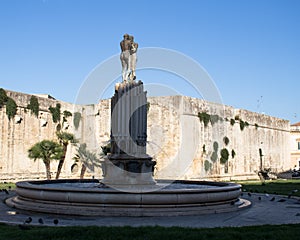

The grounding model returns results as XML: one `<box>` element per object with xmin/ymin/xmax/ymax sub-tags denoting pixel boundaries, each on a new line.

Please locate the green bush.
<box><xmin>49</xmin><ymin>103</ymin><xmax>61</xmax><ymax>123</ymax></box>
<box><xmin>213</xmin><ymin>141</ymin><xmax>219</xmax><ymax>151</ymax></box>
<box><xmin>198</xmin><ymin>112</ymin><xmax>210</xmax><ymax>127</ymax></box>
<box><xmin>73</xmin><ymin>112</ymin><xmax>81</xmax><ymax>130</ymax></box>
<box><xmin>27</xmin><ymin>95</ymin><xmax>39</xmax><ymax>117</ymax></box>
<box><xmin>223</xmin><ymin>136</ymin><xmax>229</xmax><ymax>146</ymax></box>
<box><xmin>220</xmin><ymin>148</ymin><xmax>229</xmax><ymax>164</ymax></box>
<box><xmin>0</xmin><ymin>88</ymin><xmax>8</xmax><ymax>107</ymax></box>
<box><xmin>231</xmin><ymin>149</ymin><xmax>236</xmax><ymax>158</ymax></box>
<box><xmin>6</xmin><ymin>97</ymin><xmax>17</xmax><ymax>120</ymax></box>
<box><xmin>240</xmin><ymin>120</ymin><xmax>245</xmax><ymax>131</ymax></box>
<box><xmin>204</xmin><ymin>160</ymin><xmax>212</xmax><ymax>171</ymax></box>
<box><xmin>210</xmin><ymin>151</ymin><xmax>218</xmax><ymax>162</ymax></box>
<box><xmin>63</xmin><ymin>110</ymin><xmax>72</xmax><ymax>118</ymax></box>
<box><xmin>230</xmin><ymin>118</ymin><xmax>235</xmax><ymax>126</ymax></box>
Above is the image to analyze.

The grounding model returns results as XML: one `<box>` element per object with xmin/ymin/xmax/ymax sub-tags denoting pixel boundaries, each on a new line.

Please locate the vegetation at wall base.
<box><xmin>0</xmin><ymin>224</ymin><xmax>300</xmax><ymax>240</ymax></box>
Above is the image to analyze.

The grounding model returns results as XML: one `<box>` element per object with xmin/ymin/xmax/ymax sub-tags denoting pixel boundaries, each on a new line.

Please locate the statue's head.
<box><xmin>123</xmin><ymin>33</ymin><xmax>129</xmax><ymax>39</ymax></box>
<box><xmin>129</xmin><ymin>35</ymin><xmax>134</xmax><ymax>41</ymax></box>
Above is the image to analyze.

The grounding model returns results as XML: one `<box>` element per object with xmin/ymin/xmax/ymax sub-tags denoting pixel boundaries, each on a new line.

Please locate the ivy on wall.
<box><xmin>198</xmin><ymin>112</ymin><xmax>222</xmax><ymax>127</ymax></box>
<box><xmin>73</xmin><ymin>112</ymin><xmax>81</xmax><ymax>130</ymax></box>
<box><xmin>220</xmin><ymin>148</ymin><xmax>229</xmax><ymax>164</ymax></box>
<box><xmin>6</xmin><ymin>97</ymin><xmax>17</xmax><ymax>120</ymax></box>
<box><xmin>49</xmin><ymin>103</ymin><xmax>61</xmax><ymax>123</ymax></box>
<box><xmin>27</xmin><ymin>95</ymin><xmax>39</xmax><ymax>117</ymax></box>
<box><xmin>0</xmin><ymin>88</ymin><xmax>8</xmax><ymax>108</ymax></box>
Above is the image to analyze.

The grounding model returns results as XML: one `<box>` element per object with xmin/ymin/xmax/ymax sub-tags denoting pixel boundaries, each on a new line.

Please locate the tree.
<box><xmin>28</xmin><ymin>140</ymin><xmax>63</xmax><ymax>180</ymax></box>
<box><xmin>55</xmin><ymin>131</ymin><xmax>77</xmax><ymax>179</ymax></box>
<box><xmin>73</xmin><ymin>143</ymin><xmax>99</xmax><ymax>179</ymax></box>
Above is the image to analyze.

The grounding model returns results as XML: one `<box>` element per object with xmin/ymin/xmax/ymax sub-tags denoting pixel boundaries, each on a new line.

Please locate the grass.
<box><xmin>0</xmin><ymin>224</ymin><xmax>300</xmax><ymax>240</ymax></box>
<box><xmin>0</xmin><ymin>182</ymin><xmax>15</xmax><ymax>190</ymax></box>
<box><xmin>236</xmin><ymin>179</ymin><xmax>300</xmax><ymax>197</ymax></box>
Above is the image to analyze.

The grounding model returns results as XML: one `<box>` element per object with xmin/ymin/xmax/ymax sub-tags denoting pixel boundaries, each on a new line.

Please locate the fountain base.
<box><xmin>6</xmin><ymin>179</ymin><xmax>250</xmax><ymax>216</ymax></box>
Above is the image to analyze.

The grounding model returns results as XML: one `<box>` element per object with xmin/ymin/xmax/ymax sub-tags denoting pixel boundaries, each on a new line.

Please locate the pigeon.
<box><xmin>265</xmin><ymin>193</ymin><xmax>269</xmax><ymax>197</ymax></box>
<box><xmin>258</xmin><ymin>196</ymin><xmax>262</xmax><ymax>201</ymax></box>
<box><xmin>24</xmin><ymin>217</ymin><xmax>32</xmax><ymax>224</ymax></box>
<box><xmin>270</xmin><ymin>197</ymin><xmax>275</xmax><ymax>201</ymax></box>
<box><xmin>38</xmin><ymin>218</ymin><xmax>44</xmax><ymax>224</ymax></box>
<box><xmin>230</xmin><ymin>201</ymin><xmax>235</xmax><ymax>205</ymax></box>
<box><xmin>53</xmin><ymin>219</ymin><xmax>59</xmax><ymax>225</ymax></box>
<box><xmin>247</xmin><ymin>192</ymin><xmax>252</xmax><ymax>197</ymax></box>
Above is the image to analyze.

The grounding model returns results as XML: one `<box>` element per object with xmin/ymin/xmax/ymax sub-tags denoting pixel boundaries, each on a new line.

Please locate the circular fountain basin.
<box><xmin>6</xmin><ymin>179</ymin><xmax>250</xmax><ymax>216</ymax></box>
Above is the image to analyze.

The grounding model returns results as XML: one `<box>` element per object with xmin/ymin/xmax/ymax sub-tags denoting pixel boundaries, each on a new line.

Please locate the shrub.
<box><xmin>49</xmin><ymin>103</ymin><xmax>61</xmax><ymax>123</ymax></box>
<box><xmin>73</xmin><ymin>112</ymin><xmax>81</xmax><ymax>130</ymax></box>
<box><xmin>204</xmin><ymin>160</ymin><xmax>212</xmax><ymax>172</ymax></box>
<box><xmin>213</xmin><ymin>141</ymin><xmax>219</xmax><ymax>151</ymax></box>
<box><xmin>240</xmin><ymin>120</ymin><xmax>245</xmax><ymax>131</ymax></box>
<box><xmin>220</xmin><ymin>148</ymin><xmax>229</xmax><ymax>164</ymax></box>
<box><xmin>63</xmin><ymin>110</ymin><xmax>72</xmax><ymax>118</ymax></box>
<box><xmin>0</xmin><ymin>88</ymin><xmax>8</xmax><ymax>107</ymax></box>
<box><xmin>231</xmin><ymin>149</ymin><xmax>236</xmax><ymax>158</ymax></box>
<box><xmin>210</xmin><ymin>151</ymin><xmax>218</xmax><ymax>162</ymax></box>
<box><xmin>6</xmin><ymin>97</ymin><xmax>17</xmax><ymax>120</ymax></box>
<box><xmin>223</xmin><ymin>136</ymin><xmax>229</xmax><ymax>146</ymax></box>
<box><xmin>198</xmin><ymin>112</ymin><xmax>210</xmax><ymax>127</ymax></box>
<box><xmin>27</xmin><ymin>95</ymin><xmax>39</xmax><ymax>117</ymax></box>
<box><xmin>230</xmin><ymin>118</ymin><xmax>235</xmax><ymax>126</ymax></box>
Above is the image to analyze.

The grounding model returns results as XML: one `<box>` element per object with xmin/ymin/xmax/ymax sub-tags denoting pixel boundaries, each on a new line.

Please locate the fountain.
<box><xmin>6</xmin><ymin>35</ymin><xmax>249</xmax><ymax>216</ymax></box>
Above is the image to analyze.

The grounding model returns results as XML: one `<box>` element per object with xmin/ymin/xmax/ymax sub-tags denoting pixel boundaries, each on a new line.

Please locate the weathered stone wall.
<box><xmin>0</xmin><ymin>90</ymin><xmax>291</xmax><ymax>181</ymax></box>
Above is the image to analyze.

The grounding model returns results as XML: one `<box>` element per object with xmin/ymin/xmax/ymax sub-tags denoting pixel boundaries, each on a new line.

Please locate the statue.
<box><xmin>128</xmin><ymin>35</ymin><xmax>138</xmax><ymax>81</ymax></box>
<box><xmin>120</xmin><ymin>34</ymin><xmax>138</xmax><ymax>82</ymax></box>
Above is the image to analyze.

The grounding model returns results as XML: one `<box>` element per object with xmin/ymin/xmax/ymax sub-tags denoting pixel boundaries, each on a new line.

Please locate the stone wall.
<box><xmin>0</xmin><ymin>90</ymin><xmax>291</xmax><ymax>181</ymax></box>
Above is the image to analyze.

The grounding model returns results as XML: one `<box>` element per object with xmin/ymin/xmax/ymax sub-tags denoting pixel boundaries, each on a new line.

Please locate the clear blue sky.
<box><xmin>0</xmin><ymin>0</ymin><xmax>299</xmax><ymax>122</ymax></box>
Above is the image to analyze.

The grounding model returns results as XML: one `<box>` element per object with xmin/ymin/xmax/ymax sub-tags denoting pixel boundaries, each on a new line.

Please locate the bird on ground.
<box><xmin>38</xmin><ymin>218</ymin><xmax>44</xmax><ymax>224</ymax></box>
<box><xmin>270</xmin><ymin>197</ymin><xmax>275</xmax><ymax>201</ymax></box>
<box><xmin>53</xmin><ymin>219</ymin><xmax>59</xmax><ymax>225</ymax></box>
<box><xmin>24</xmin><ymin>217</ymin><xmax>32</xmax><ymax>224</ymax></box>
<box><xmin>258</xmin><ymin>196</ymin><xmax>262</xmax><ymax>201</ymax></box>
<box><xmin>247</xmin><ymin>192</ymin><xmax>252</xmax><ymax>197</ymax></box>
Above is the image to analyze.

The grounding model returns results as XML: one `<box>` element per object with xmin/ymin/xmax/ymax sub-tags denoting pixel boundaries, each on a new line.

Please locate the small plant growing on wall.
<box><xmin>202</xmin><ymin>144</ymin><xmax>206</xmax><ymax>154</ymax></box>
<box><xmin>230</xmin><ymin>118</ymin><xmax>235</xmax><ymax>126</ymax></box>
<box><xmin>0</xmin><ymin>88</ymin><xmax>8</xmax><ymax>108</ymax></box>
<box><xmin>231</xmin><ymin>149</ymin><xmax>236</xmax><ymax>158</ymax></box>
<box><xmin>147</xmin><ymin>102</ymin><xmax>150</xmax><ymax>113</ymax></box>
<box><xmin>204</xmin><ymin>160</ymin><xmax>212</xmax><ymax>172</ymax></box>
<box><xmin>220</xmin><ymin>148</ymin><xmax>229</xmax><ymax>164</ymax></box>
<box><xmin>27</xmin><ymin>95</ymin><xmax>39</xmax><ymax>117</ymax></box>
<box><xmin>73</xmin><ymin>112</ymin><xmax>81</xmax><ymax>130</ymax></box>
<box><xmin>223</xmin><ymin>136</ymin><xmax>230</xmax><ymax>146</ymax></box>
<box><xmin>210</xmin><ymin>151</ymin><xmax>218</xmax><ymax>162</ymax></box>
<box><xmin>255</xmin><ymin>123</ymin><xmax>259</xmax><ymax>129</ymax></box>
<box><xmin>198</xmin><ymin>112</ymin><xmax>210</xmax><ymax>127</ymax></box>
<box><xmin>49</xmin><ymin>103</ymin><xmax>61</xmax><ymax>123</ymax></box>
<box><xmin>6</xmin><ymin>97</ymin><xmax>17</xmax><ymax>120</ymax></box>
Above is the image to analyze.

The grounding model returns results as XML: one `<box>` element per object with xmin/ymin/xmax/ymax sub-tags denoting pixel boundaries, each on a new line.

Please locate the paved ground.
<box><xmin>1</xmin><ymin>190</ymin><xmax>300</xmax><ymax>228</ymax></box>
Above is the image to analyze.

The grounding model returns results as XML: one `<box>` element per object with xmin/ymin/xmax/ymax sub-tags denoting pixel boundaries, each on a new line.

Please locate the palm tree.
<box><xmin>74</xmin><ymin>143</ymin><xmax>99</xmax><ymax>179</ymax></box>
<box><xmin>55</xmin><ymin>131</ymin><xmax>77</xmax><ymax>179</ymax></box>
<box><xmin>28</xmin><ymin>140</ymin><xmax>63</xmax><ymax>180</ymax></box>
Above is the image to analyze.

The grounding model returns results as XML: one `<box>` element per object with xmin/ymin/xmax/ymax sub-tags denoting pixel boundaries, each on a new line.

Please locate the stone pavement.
<box><xmin>1</xmin><ymin>190</ymin><xmax>300</xmax><ymax>228</ymax></box>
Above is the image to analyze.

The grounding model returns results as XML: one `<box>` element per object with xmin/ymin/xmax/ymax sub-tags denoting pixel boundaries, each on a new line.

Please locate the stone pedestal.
<box><xmin>101</xmin><ymin>80</ymin><xmax>156</xmax><ymax>186</ymax></box>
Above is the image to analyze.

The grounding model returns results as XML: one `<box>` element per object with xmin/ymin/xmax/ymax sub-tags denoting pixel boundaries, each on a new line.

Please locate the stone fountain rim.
<box><xmin>15</xmin><ymin>179</ymin><xmax>241</xmax><ymax>194</ymax></box>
